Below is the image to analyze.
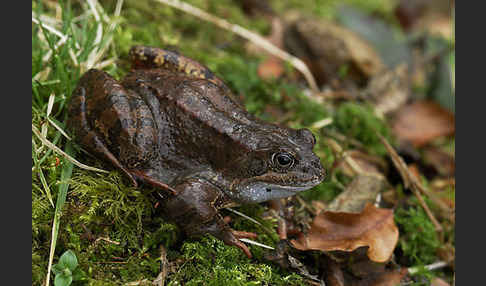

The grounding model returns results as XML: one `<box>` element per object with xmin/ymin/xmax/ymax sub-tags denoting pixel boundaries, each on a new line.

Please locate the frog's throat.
<box><xmin>230</xmin><ymin>181</ymin><xmax>319</xmax><ymax>204</ymax></box>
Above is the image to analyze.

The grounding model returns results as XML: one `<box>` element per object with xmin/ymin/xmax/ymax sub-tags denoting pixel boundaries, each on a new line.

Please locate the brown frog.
<box><xmin>67</xmin><ymin>46</ymin><xmax>325</xmax><ymax>258</ymax></box>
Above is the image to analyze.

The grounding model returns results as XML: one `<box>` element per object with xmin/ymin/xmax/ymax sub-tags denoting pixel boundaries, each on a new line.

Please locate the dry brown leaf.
<box><xmin>408</xmin><ymin>163</ymin><xmax>421</xmax><ymax>180</ymax></box>
<box><xmin>337</xmin><ymin>150</ymin><xmax>387</xmax><ymax>178</ymax></box>
<box><xmin>283</xmin><ymin>16</ymin><xmax>385</xmax><ymax>86</ymax></box>
<box><xmin>327</xmin><ymin>175</ymin><xmax>386</xmax><ymax>213</ymax></box>
<box><xmin>366</xmin><ymin>63</ymin><xmax>410</xmax><ymax>116</ymax></box>
<box><xmin>349</xmin><ymin>268</ymin><xmax>408</xmax><ymax>286</ymax></box>
<box><xmin>324</xmin><ymin>258</ymin><xmax>345</xmax><ymax>286</ymax></box>
<box><xmin>391</xmin><ymin>101</ymin><xmax>455</xmax><ymax>147</ymax></box>
<box><xmin>423</xmin><ymin>146</ymin><xmax>455</xmax><ymax>177</ymax></box>
<box><xmin>247</xmin><ymin>17</ymin><xmax>286</xmax><ymax>81</ymax></box>
<box><xmin>291</xmin><ymin>203</ymin><xmax>398</xmax><ymax>263</ymax></box>
<box><xmin>431</xmin><ymin>277</ymin><xmax>451</xmax><ymax>286</ymax></box>
<box><xmin>258</xmin><ymin>56</ymin><xmax>285</xmax><ymax>80</ymax></box>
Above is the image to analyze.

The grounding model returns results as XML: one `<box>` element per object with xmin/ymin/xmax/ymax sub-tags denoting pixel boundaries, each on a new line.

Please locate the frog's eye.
<box><xmin>272</xmin><ymin>152</ymin><xmax>295</xmax><ymax>169</ymax></box>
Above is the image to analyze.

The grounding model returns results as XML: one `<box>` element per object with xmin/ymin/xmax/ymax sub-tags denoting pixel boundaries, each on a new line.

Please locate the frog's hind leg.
<box><xmin>129</xmin><ymin>45</ymin><xmax>229</xmax><ymax>91</ymax></box>
<box><xmin>68</xmin><ymin>83</ymin><xmax>139</xmax><ymax>188</ymax></box>
<box><xmin>129</xmin><ymin>45</ymin><xmax>245</xmax><ymax>110</ymax></box>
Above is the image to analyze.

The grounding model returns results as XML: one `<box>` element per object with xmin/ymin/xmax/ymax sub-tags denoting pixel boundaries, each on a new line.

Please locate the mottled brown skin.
<box><xmin>67</xmin><ymin>46</ymin><xmax>325</xmax><ymax>258</ymax></box>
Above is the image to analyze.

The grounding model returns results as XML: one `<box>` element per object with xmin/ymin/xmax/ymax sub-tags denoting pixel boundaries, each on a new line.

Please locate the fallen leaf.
<box><xmin>324</xmin><ymin>258</ymin><xmax>345</xmax><ymax>286</ymax></box>
<box><xmin>250</xmin><ymin>17</ymin><xmax>286</xmax><ymax>81</ymax></box>
<box><xmin>258</xmin><ymin>56</ymin><xmax>285</xmax><ymax>80</ymax></box>
<box><xmin>431</xmin><ymin>277</ymin><xmax>451</xmax><ymax>286</ymax></box>
<box><xmin>391</xmin><ymin>101</ymin><xmax>455</xmax><ymax>147</ymax></box>
<box><xmin>423</xmin><ymin>146</ymin><xmax>455</xmax><ymax>177</ymax></box>
<box><xmin>337</xmin><ymin>150</ymin><xmax>388</xmax><ymax>178</ymax></box>
<box><xmin>236</xmin><ymin>0</ymin><xmax>274</xmax><ymax>17</ymax></box>
<box><xmin>348</xmin><ymin>259</ymin><xmax>386</xmax><ymax>279</ymax></box>
<box><xmin>418</xmin><ymin>14</ymin><xmax>454</xmax><ymax>40</ymax></box>
<box><xmin>264</xmin><ymin>240</ymin><xmax>324</xmax><ymax>284</ymax></box>
<box><xmin>365</xmin><ymin>63</ymin><xmax>410</xmax><ymax>116</ymax></box>
<box><xmin>337</xmin><ymin>6</ymin><xmax>412</xmax><ymax>69</ymax></box>
<box><xmin>394</xmin><ymin>0</ymin><xmax>427</xmax><ymax>31</ymax></box>
<box><xmin>327</xmin><ymin>175</ymin><xmax>386</xmax><ymax>213</ymax></box>
<box><xmin>349</xmin><ymin>268</ymin><xmax>408</xmax><ymax>286</ymax></box>
<box><xmin>291</xmin><ymin>203</ymin><xmax>399</xmax><ymax>263</ymax></box>
<box><xmin>283</xmin><ymin>15</ymin><xmax>384</xmax><ymax>86</ymax></box>
<box><xmin>408</xmin><ymin>164</ymin><xmax>421</xmax><ymax>180</ymax></box>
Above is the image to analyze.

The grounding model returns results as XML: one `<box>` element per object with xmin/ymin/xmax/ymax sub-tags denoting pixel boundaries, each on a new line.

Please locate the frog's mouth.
<box><xmin>231</xmin><ymin>180</ymin><xmax>321</xmax><ymax>204</ymax></box>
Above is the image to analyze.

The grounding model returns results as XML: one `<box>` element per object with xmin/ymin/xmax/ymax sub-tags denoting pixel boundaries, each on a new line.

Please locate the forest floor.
<box><xmin>32</xmin><ymin>0</ymin><xmax>455</xmax><ymax>285</ymax></box>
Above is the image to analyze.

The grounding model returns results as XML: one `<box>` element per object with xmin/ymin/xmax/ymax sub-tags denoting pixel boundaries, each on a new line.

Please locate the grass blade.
<box><xmin>32</xmin><ymin>124</ymin><xmax>108</xmax><ymax>173</ymax></box>
<box><xmin>32</xmin><ymin>139</ymin><xmax>54</xmax><ymax>207</ymax></box>
<box><xmin>45</xmin><ymin>141</ymin><xmax>74</xmax><ymax>286</ymax></box>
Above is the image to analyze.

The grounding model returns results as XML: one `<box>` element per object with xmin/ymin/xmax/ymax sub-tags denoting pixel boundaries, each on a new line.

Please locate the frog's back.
<box><xmin>120</xmin><ymin>68</ymin><xmax>262</xmax><ymax>176</ymax></box>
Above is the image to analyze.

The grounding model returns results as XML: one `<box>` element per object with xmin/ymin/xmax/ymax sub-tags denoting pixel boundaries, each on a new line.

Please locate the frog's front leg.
<box><xmin>161</xmin><ymin>178</ymin><xmax>254</xmax><ymax>258</ymax></box>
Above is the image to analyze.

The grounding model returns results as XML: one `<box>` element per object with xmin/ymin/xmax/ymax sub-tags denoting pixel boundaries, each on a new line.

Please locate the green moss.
<box><xmin>271</xmin><ymin>0</ymin><xmax>395</xmax><ymax>20</ymax></box>
<box><xmin>334</xmin><ymin>102</ymin><xmax>392</xmax><ymax>156</ymax></box>
<box><xmin>169</xmin><ymin>236</ymin><xmax>306</xmax><ymax>285</ymax></box>
<box><xmin>394</xmin><ymin>206</ymin><xmax>440</xmax><ymax>265</ymax></box>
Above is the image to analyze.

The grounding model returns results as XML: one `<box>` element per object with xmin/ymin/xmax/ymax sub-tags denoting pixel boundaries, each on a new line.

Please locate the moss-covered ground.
<box><xmin>32</xmin><ymin>0</ymin><xmax>454</xmax><ymax>285</ymax></box>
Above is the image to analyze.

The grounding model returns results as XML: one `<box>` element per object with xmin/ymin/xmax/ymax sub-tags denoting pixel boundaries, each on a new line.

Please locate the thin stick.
<box><xmin>32</xmin><ymin>124</ymin><xmax>109</xmax><ymax>173</ymax></box>
<box><xmin>94</xmin><ymin>237</ymin><xmax>120</xmax><ymax>245</ymax></box>
<box><xmin>152</xmin><ymin>245</ymin><xmax>168</xmax><ymax>286</ymax></box>
<box><xmin>239</xmin><ymin>238</ymin><xmax>275</xmax><ymax>250</ymax></box>
<box><xmin>153</xmin><ymin>0</ymin><xmax>319</xmax><ymax>93</ymax></box>
<box><xmin>47</xmin><ymin>118</ymin><xmax>72</xmax><ymax>140</ymax></box>
<box><xmin>408</xmin><ymin>261</ymin><xmax>449</xmax><ymax>275</ymax></box>
<box><xmin>411</xmin><ymin>187</ymin><xmax>443</xmax><ymax>232</ymax></box>
<box><xmin>225</xmin><ymin>207</ymin><xmax>263</xmax><ymax>227</ymax></box>
<box><xmin>378</xmin><ymin>134</ymin><xmax>443</xmax><ymax>232</ymax></box>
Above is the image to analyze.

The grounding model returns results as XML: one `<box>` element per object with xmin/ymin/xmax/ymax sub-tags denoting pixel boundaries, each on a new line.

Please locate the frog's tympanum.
<box><xmin>68</xmin><ymin>46</ymin><xmax>325</xmax><ymax>258</ymax></box>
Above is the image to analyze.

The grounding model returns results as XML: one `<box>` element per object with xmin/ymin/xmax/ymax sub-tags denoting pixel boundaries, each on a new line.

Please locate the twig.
<box><xmin>153</xmin><ymin>0</ymin><xmax>319</xmax><ymax>93</ymax></box>
<box><xmin>378</xmin><ymin>134</ymin><xmax>443</xmax><ymax>232</ymax></box>
<box><xmin>310</xmin><ymin>117</ymin><xmax>333</xmax><ymax>129</ymax></box>
<box><xmin>408</xmin><ymin>261</ymin><xmax>449</xmax><ymax>275</ymax></box>
<box><xmin>47</xmin><ymin>118</ymin><xmax>72</xmax><ymax>140</ymax></box>
<box><xmin>225</xmin><ymin>207</ymin><xmax>263</xmax><ymax>227</ymax></box>
<box><xmin>239</xmin><ymin>238</ymin><xmax>275</xmax><ymax>250</ymax></box>
<box><xmin>32</xmin><ymin>124</ymin><xmax>109</xmax><ymax>173</ymax></box>
<box><xmin>152</xmin><ymin>245</ymin><xmax>168</xmax><ymax>286</ymax></box>
<box><xmin>95</xmin><ymin>237</ymin><xmax>120</xmax><ymax>245</ymax></box>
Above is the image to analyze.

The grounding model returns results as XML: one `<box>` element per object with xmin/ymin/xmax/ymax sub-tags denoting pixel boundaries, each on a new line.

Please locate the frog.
<box><xmin>67</xmin><ymin>45</ymin><xmax>325</xmax><ymax>258</ymax></box>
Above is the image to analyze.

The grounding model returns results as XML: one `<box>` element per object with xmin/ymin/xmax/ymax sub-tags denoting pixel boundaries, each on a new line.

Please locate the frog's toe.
<box><xmin>232</xmin><ymin>239</ymin><xmax>253</xmax><ymax>259</ymax></box>
<box><xmin>130</xmin><ymin>169</ymin><xmax>178</xmax><ymax>195</ymax></box>
<box><xmin>217</xmin><ymin>228</ymin><xmax>253</xmax><ymax>258</ymax></box>
<box><xmin>232</xmin><ymin>230</ymin><xmax>258</xmax><ymax>240</ymax></box>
